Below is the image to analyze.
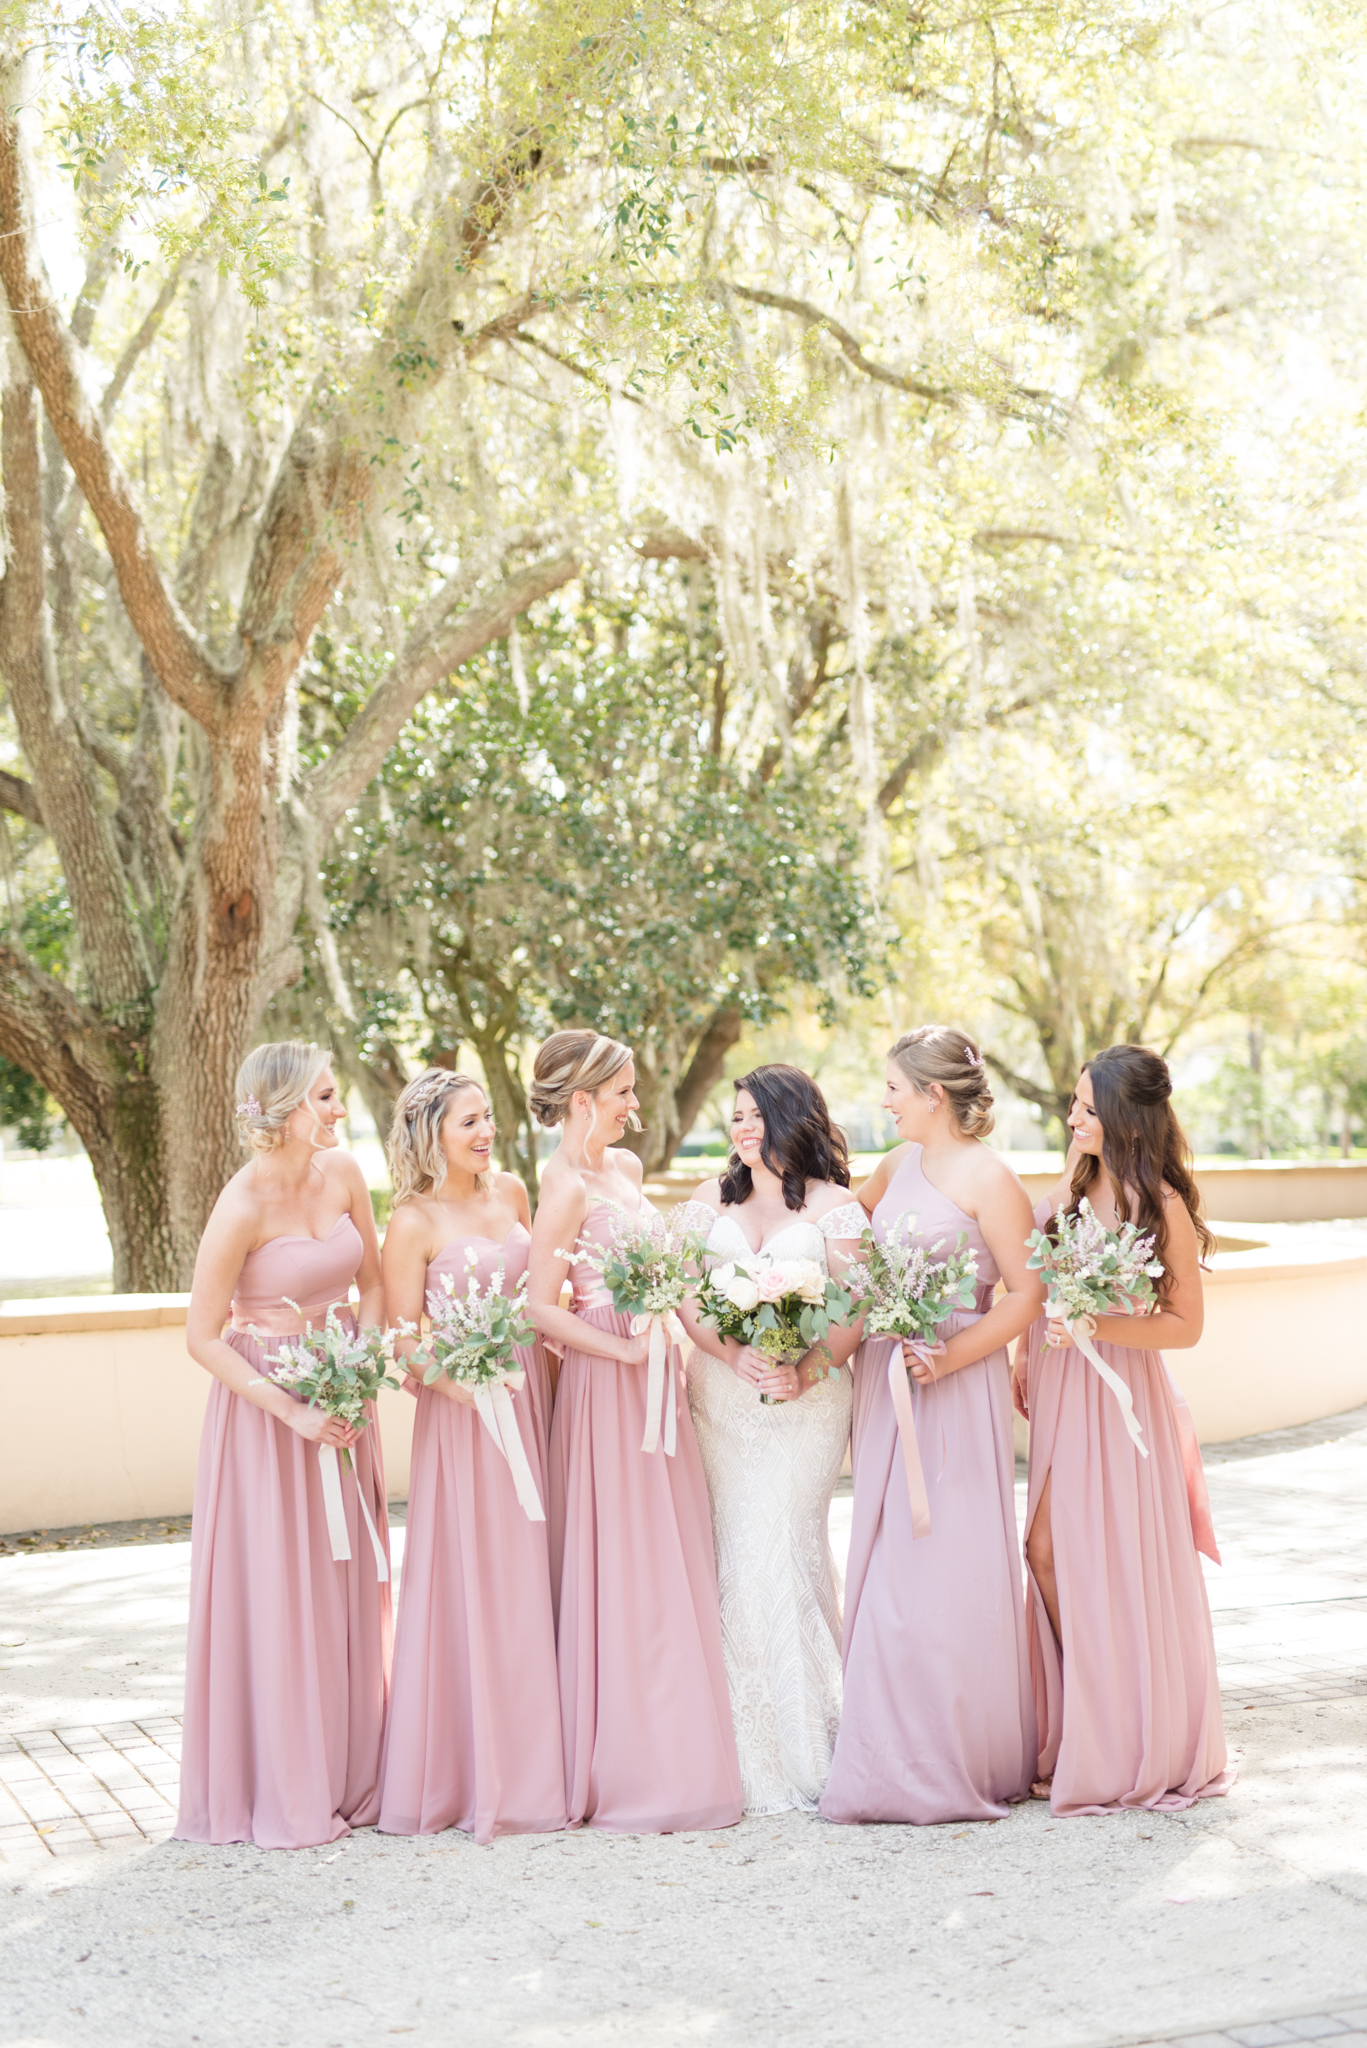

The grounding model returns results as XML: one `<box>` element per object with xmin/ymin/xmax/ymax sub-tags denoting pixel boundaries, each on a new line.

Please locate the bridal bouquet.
<box><xmin>252</xmin><ymin>1302</ymin><xmax>402</xmax><ymax>1571</ymax></box>
<box><xmin>563</xmin><ymin>1205</ymin><xmax>708</xmax><ymax>1455</ymax></box>
<box><xmin>845</xmin><ymin>1217</ymin><xmax>979</xmax><ymax>1351</ymax></box>
<box><xmin>695</xmin><ymin>1253</ymin><xmax>854</xmax><ymax>1402</ymax></box>
<box><xmin>415</xmin><ymin>1256</ymin><xmax>544</xmax><ymax>1520</ymax></box>
<box><xmin>1024</xmin><ymin>1198</ymin><xmax>1164</xmax><ymax>1456</ymax></box>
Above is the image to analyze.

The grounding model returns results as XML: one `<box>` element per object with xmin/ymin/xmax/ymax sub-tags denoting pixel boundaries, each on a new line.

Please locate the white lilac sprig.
<box><xmin>1024</xmin><ymin>1198</ymin><xmax>1164</xmax><ymax>1323</ymax></box>
<box><xmin>844</xmin><ymin>1216</ymin><xmax>980</xmax><ymax>1347</ymax></box>
<box><xmin>417</xmin><ymin>1254</ymin><xmax>535</xmax><ymax>1390</ymax></box>
<box><xmin>253</xmin><ymin>1301</ymin><xmax>404</xmax><ymax>1467</ymax></box>
<box><xmin>558</xmin><ymin>1202</ymin><xmax>707</xmax><ymax>1320</ymax></box>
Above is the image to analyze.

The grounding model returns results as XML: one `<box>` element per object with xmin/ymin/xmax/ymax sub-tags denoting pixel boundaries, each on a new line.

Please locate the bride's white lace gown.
<box><xmin>683</xmin><ymin>1199</ymin><xmax>866</xmax><ymax>1815</ymax></box>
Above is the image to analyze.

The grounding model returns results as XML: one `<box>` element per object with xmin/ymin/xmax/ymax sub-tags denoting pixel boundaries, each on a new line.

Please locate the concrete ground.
<box><xmin>1</xmin><ymin>1413</ymin><xmax>1365</xmax><ymax>2048</ymax></box>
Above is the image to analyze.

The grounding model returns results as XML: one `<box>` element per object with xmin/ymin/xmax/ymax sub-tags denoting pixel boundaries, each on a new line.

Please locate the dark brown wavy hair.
<box><xmin>1064</xmin><ymin>1044</ymin><xmax>1214</xmax><ymax>1295</ymax></box>
<box><xmin>719</xmin><ymin>1064</ymin><xmax>851</xmax><ymax>1213</ymax></box>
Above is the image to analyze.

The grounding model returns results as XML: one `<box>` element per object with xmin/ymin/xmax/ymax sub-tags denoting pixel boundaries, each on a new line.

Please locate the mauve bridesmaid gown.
<box><xmin>378</xmin><ymin>1225</ymin><xmax>566</xmax><ymax>1842</ymax></box>
<box><xmin>549</xmin><ymin>1199</ymin><xmax>742</xmax><ymax>1832</ymax></box>
<box><xmin>176</xmin><ymin>1217</ymin><xmax>392</xmax><ymax>1849</ymax></box>
<box><xmin>820</xmin><ymin>1146</ymin><xmax>1036</xmax><ymax>1825</ymax></box>
<box><xmin>1022</xmin><ymin>1197</ymin><xmax>1233</xmax><ymax>1815</ymax></box>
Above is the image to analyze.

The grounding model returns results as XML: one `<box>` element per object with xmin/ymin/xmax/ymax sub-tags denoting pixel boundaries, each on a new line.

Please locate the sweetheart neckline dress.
<box><xmin>377</xmin><ymin>1223</ymin><xmax>566</xmax><ymax>1842</ymax></box>
<box><xmin>175</xmin><ymin>1218</ymin><xmax>392</xmax><ymax>1849</ymax></box>
<box><xmin>819</xmin><ymin>1147</ymin><xmax>1036</xmax><ymax>1825</ymax></box>
<box><xmin>547</xmin><ymin>1196</ymin><xmax>742</xmax><ymax>1833</ymax></box>
<box><xmin>684</xmin><ymin>1199</ymin><xmax>864</xmax><ymax>1815</ymax></box>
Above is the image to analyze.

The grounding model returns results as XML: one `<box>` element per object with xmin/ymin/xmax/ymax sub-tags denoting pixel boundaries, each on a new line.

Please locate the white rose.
<box><xmin>723</xmin><ymin>1271</ymin><xmax>762</xmax><ymax>1312</ymax></box>
<box><xmin>795</xmin><ymin>1260</ymin><xmax>827</xmax><ymax>1304</ymax></box>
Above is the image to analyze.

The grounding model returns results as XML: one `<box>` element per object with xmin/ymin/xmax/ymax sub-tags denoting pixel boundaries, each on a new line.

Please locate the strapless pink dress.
<box><xmin>378</xmin><ymin>1225</ymin><xmax>565</xmax><ymax>1841</ymax></box>
<box><xmin>175</xmin><ymin>1217</ymin><xmax>392</xmax><ymax>1849</ymax></box>
<box><xmin>1023</xmin><ymin>1196</ymin><xmax>1232</xmax><ymax>1813</ymax></box>
<box><xmin>549</xmin><ymin>1200</ymin><xmax>741</xmax><ymax>1832</ymax></box>
<box><xmin>821</xmin><ymin>1146</ymin><xmax>1036</xmax><ymax>1824</ymax></box>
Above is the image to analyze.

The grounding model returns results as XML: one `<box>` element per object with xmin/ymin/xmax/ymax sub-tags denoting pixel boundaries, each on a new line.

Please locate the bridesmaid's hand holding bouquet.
<box><xmin>563</xmin><ymin>1205</ymin><xmax>708</xmax><ymax>1454</ymax></box>
<box><xmin>1025</xmin><ymin>1198</ymin><xmax>1164</xmax><ymax>1456</ymax></box>
<box><xmin>253</xmin><ymin>1302</ymin><xmax>403</xmax><ymax>1463</ymax></box>
<box><xmin>844</xmin><ymin>1218</ymin><xmax>979</xmax><ymax>1384</ymax></box>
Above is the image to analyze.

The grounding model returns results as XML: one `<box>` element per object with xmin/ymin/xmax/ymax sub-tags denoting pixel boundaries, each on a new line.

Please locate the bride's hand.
<box><xmin>758</xmin><ymin>1361</ymin><xmax>802</xmax><ymax>1402</ymax></box>
<box><xmin>729</xmin><ymin>1343</ymin><xmax>770</xmax><ymax>1388</ymax></box>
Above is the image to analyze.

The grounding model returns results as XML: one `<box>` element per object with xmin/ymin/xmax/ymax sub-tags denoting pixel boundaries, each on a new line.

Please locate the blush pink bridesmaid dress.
<box><xmin>377</xmin><ymin>1225</ymin><xmax>566</xmax><ymax>1842</ymax></box>
<box><xmin>1022</xmin><ymin>1196</ymin><xmax>1233</xmax><ymax>1814</ymax></box>
<box><xmin>175</xmin><ymin>1217</ymin><xmax>393</xmax><ymax>1849</ymax></box>
<box><xmin>548</xmin><ymin>1200</ymin><xmax>742</xmax><ymax>1832</ymax></box>
<box><xmin>820</xmin><ymin>1146</ymin><xmax>1036</xmax><ymax>1825</ymax></box>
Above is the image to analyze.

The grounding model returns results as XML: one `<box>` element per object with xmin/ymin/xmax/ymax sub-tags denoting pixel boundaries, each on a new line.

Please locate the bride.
<box><xmin>678</xmin><ymin>1065</ymin><xmax>866</xmax><ymax>1815</ymax></box>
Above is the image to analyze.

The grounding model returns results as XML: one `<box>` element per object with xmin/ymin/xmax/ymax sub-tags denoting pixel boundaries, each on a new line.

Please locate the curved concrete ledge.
<box><xmin>3</xmin><ymin>1223</ymin><xmax>1365</xmax><ymax>1532</ymax></box>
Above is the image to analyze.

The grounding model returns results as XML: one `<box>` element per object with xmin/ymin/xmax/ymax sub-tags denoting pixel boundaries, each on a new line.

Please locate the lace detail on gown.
<box><xmin>818</xmin><ymin>1202</ymin><xmax>868</xmax><ymax>1240</ymax></box>
<box><xmin>685</xmin><ymin>1209</ymin><xmax>852</xmax><ymax>1815</ymax></box>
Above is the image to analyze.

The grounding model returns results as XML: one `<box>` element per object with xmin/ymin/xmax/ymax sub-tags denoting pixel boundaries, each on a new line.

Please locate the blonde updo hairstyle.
<box><xmin>530</xmin><ymin>1029</ymin><xmax>641</xmax><ymax>1131</ymax></box>
<box><xmin>387</xmin><ymin>1068</ymin><xmax>491</xmax><ymax>1205</ymax></box>
<box><xmin>234</xmin><ymin>1040</ymin><xmax>331</xmax><ymax>1153</ymax></box>
<box><xmin>889</xmin><ymin>1025</ymin><xmax>995</xmax><ymax>1140</ymax></box>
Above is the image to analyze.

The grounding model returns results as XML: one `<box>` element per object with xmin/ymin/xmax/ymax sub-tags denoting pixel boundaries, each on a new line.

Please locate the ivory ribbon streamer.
<box><xmin>317</xmin><ymin>1442</ymin><xmax>391</xmax><ymax>1576</ymax></box>
<box><xmin>886</xmin><ymin>1340</ymin><xmax>934</xmax><ymax>1540</ymax></box>
<box><xmin>636</xmin><ymin>1312</ymin><xmax>682</xmax><ymax>1456</ymax></box>
<box><xmin>472</xmin><ymin>1371</ymin><xmax>546</xmax><ymax>1522</ymax></box>
<box><xmin>1050</xmin><ymin>1299</ymin><xmax>1149</xmax><ymax>1459</ymax></box>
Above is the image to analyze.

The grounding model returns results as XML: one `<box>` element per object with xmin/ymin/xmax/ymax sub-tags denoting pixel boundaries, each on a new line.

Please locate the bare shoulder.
<box><xmin>534</xmin><ymin>1153</ymin><xmax>590</xmax><ymax>1218</ymax></box>
<box><xmin>854</xmin><ymin>1143</ymin><xmax>907</xmax><ymax>1207</ymax></box>
<box><xmin>807</xmin><ymin>1179</ymin><xmax>859</xmax><ymax>1219</ymax></box>
<box><xmin>494</xmin><ymin>1170</ymin><xmax>531</xmax><ymax>1217</ymax></box>
<box><xmin>384</xmin><ymin>1197</ymin><xmax>432</xmax><ymax>1248</ymax></box>
<box><xmin>328</xmin><ymin>1148</ymin><xmax>371</xmax><ymax>1200</ymax></box>
<box><xmin>691</xmin><ymin>1175</ymin><xmax>725</xmax><ymax>1211</ymax></box>
<box><xmin>609</xmin><ymin>1146</ymin><xmax>644</xmax><ymax>1186</ymax></box>
<box><xmin>967</xmin><ymin>1146</ymin><xmax>1030</xmax><ymax>1201</ymax></box>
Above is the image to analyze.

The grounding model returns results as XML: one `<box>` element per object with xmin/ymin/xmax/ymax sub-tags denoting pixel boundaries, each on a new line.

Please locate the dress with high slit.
<box><xmin>176</xmin><ymin>1216</ymin><xmax>392</xmax><ymax>1849</ymax></box>
<box><xmin>378</xmin><ymin>1224</ymin><xmax>566</xmax><ymax>1841</ymax></box>
<box><xmin>1022</xmin><ymin>1195</ymin><xmax>1232</xmax><ymax>1814</ymax></box>
<box><xmin>548</xmin><ymin>1197</ymin><xmax>742</xmax><ymax>1833</ymax></box>
<box><xmin>820</xmin><ymin>1147</ymin><xmax>1036</xmax><ymax>1825</ymax></box>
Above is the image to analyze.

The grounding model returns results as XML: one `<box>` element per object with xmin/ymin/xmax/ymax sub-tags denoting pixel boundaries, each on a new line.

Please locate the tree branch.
<box><xmin>0</xmin><ymin>768</ymin><xmax>42</xmax><ymax>827</ymax></box>
<box><xmin>100</xmin><ymin>259</ymin><xmax>186</xmax><ymax>422</ymax></box>
<box><xmin>306</xmin><ymin>548</ymin><xmax>581</xmax><ymax>836</ymax></box>
<box><xmin>0</xmin><ymin>64</ymin><xmax>224</xmax><ymax>731</ymax></box>
<box><xmin>726</xmin><ymin>284</ymin><xmax>955</xmax><ymax>404</ymax></box>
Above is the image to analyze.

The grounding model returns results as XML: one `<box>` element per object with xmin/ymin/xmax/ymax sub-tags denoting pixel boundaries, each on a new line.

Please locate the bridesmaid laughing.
<box><xmin>177</xmin><ymin>1042</ymin><xmax>391</xmax><ymax>1850</ymax></box>
<box><xmin>1019</xmin><ymin>1044</ymin><xmax>1232</xmax><ymax>1815</ymax></box>
<box><xmin>820</xmin><ymin>1026</ymin><xmax>1041</xmax><ymax>1827</ymax></box>
<box><xmin>528</xmin><ymin>1029</ymin><xmax>742</xmax><ymax>1834</ymax></box>
<box><xmin>377</xmin><ymin>1069</ymin><xmax>565</xmax><ymax>1843</ymax></box>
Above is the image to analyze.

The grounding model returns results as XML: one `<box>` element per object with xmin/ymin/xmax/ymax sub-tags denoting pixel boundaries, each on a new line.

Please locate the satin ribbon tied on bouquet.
<box><xmin>636</xmin><ymin>1310</ymin><xmax>686</xmax><ymax>1456</ymax></box>
<box><xmin>886</xmin><ymin>1338</ymin><xmax>936</xmax><ymax>1540</ymax></box>
<box><xmin>317</xmin><ymin>1443</ymin><xmax>391</xmax><ymax>1576</ymax></box>
<box><xmin>1048</xmin><ymin>1298</ymin><xmax>1149</xmax><ymax>1458</ymax></box>
<box><xmin>472</xmin><ymin>1370</ymin><xmax>545</xmax><ymax>1521</ymax></box>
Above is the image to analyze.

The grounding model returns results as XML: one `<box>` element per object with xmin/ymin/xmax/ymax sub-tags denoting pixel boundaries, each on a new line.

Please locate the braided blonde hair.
<box><xmin>234</xmin><ymin>1041</ymin><xmax>331</xmax><ymax>1154</ymax></box>
<box><xmin>889</xmin><ymin>1026</ymin><xmax>996</xmax><ymax>1139</ymax></box>
<box><xmin>387</xmin><ymin>1068</ymin><xmax>491</xmax><ymax>1205</ymax></box>
<box><xmin>529</xmin><ymin>1030</ymin><xmax>640</xmax><ymax>1131</ymax></box>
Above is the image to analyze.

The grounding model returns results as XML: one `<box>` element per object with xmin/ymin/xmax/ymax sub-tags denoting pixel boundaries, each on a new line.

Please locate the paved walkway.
<box><xmin>1</xmin><ymin>1409</ymin><xmax>1364</xmax><ymax>2048</ymax></box>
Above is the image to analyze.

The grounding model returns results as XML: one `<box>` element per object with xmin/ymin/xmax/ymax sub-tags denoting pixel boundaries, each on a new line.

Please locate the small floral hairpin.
<box><xmin>963</xmin><ymin>1046</ymin><xmax>984</xmax><ymax>1068</ymax></box>
<box><xmin>235</xmin><ymin>1095</ymin><xmax>263</xmax><ymax>1119</ymax></box>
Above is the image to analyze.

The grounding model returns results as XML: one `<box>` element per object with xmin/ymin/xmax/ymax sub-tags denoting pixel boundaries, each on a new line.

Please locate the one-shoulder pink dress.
<box><xmin>821</xmin><ymin>1146</ymin><xmax>1036</xmax><ymax>1824</ymax></box>
<box><xmin>378</xmin><ymin>1225</ymin><xmax>566</xmax><ymax>1842</ymax></box>
<box><xmin>176</xmin><ymin>1217</ymin><xmax>393</xmax><ymax>1849</ymax></box>
<box><xmin>548</xmin><ymin>1199</ymin><xmax>742</xmax><ymax>1832</ymax></box>
<box><xmin>1022</xmin><ymin>1196</ymin><xmax>1232</xmax><ymax>1814</ymax></box>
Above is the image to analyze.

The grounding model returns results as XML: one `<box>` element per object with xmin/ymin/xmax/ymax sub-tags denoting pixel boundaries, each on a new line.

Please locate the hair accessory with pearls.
<box><xmin>964</xmin><ymin>1046</ymin><xmax>985</xmax><ymax>1068</ymax></box>
<box><xmin>235</xmin><ymin>1096</ymin><xmax>263</xmax><ymax>1120</ymax></box>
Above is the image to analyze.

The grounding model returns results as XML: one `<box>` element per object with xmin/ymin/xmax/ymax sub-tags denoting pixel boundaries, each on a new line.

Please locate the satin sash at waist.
<box><xmin>571</xmin><ymin>1284</ymin><xmax>617</xmax><ymax>1315</ymax></box>
<box><xmin>229</xmin><ymin>1295</ymin><xmax>354</xmax><ymax>1338</ymax></box>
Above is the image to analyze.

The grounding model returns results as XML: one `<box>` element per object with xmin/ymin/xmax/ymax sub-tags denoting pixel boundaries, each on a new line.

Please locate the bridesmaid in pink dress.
<box><xmin>377</xmin><ymin>1069</ymin><xmax>565</xmax><ymax>1842</ymax></box>
<box><xmin>1018</xmin><ymin>1044</ymin><xmax>1232</xmax><ymax>1815</ymax></box>
<box><xmin>821</xmin><ymin>1026</ymin><xmax>1042</xmax><ymax>1826</ymax></box>
<box><xmin>527</xmin><ymin>1029</ymin><xmax>742</xmax><ymax>1833</ymax></box>
<box><xmin>177</xmin><ymin>1042</ymin><xmax>392</xmax><ymax>1850</ymax></box>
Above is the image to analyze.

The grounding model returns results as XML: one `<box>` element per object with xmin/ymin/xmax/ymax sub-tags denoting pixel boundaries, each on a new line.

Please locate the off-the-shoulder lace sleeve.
<box><xmin>674</xmin><ymin>1198</ymin><xmax>720</xmax><ymax>1238</ymax></box>
<box><xmin>819</xmin><ymin>1202</ymin><xmax>868</xmax><ymax>1241</ymax></box>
